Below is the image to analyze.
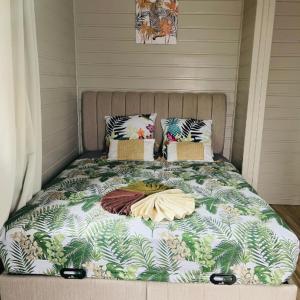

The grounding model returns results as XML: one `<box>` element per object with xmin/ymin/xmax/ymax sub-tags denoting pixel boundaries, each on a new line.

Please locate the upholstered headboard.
<box><xmin>82</xmin><ymin>92</ymin><xmax>226</xmax><ymax>154</ymax></box>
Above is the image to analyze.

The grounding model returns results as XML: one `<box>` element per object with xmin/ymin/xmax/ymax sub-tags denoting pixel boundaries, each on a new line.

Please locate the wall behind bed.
<box><xmin>35</xmin><ymin>0</ymin><xmax>78</xmax><ymax>183</ymax></box>
<box><xmin>74</xmin><ymin>0</ymin><xmax>244</xmax><ymax>159</ymax></box>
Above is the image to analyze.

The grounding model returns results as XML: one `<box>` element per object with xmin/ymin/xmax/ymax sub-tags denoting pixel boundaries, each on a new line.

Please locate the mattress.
<box><xmin>0</xmin><ymin>158</ymin><xmax>298</xmax><ymax>284</ymax></box>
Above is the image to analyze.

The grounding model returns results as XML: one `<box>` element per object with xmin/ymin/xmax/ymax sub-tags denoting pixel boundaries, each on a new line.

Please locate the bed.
<box><xmin>0</xmin><ymin>92</ymin><xmax>298</xmax><ymax>300</ymax></box>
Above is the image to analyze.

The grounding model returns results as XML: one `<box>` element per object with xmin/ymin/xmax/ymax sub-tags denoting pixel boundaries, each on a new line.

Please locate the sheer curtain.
<box><xmin>0</xmin><ymin>0</ymin><xmax>42</xmax><ymax>227</ymax></box>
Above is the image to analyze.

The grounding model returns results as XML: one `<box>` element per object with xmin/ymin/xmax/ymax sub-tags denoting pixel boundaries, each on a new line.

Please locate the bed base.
<box><xmin>0</xmin><ymin>274</ymin><xmax>297</xmax><ymax>300</ymax></box>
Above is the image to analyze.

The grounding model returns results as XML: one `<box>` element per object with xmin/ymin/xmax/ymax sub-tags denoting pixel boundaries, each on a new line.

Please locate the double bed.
<box><xmin>0</xmin><ymin>92</ymin><xmax>298</xmax><ymax>300</ymax></box>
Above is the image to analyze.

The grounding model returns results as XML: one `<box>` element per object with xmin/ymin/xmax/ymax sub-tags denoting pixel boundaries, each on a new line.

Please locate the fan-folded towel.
<box><xmin>101</xmin><ymin>189</ymin><xmax>145</xmax><ymax>215</ymax></box>
<box><xmin>131</xmin><ymin>189</ymin><xmax>195</xmax><ymax>222</ymax></box>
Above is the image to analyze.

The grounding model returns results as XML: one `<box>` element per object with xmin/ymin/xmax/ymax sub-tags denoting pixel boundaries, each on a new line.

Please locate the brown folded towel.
<box><xmin>101</xmin><ymin>189</ymin><xmax>145</xmax><ymax>215</ymax></box>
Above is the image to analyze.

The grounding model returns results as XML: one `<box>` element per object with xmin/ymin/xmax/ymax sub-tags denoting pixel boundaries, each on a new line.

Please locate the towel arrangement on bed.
<box><xmin>101</xmin><ymin>182</ymin><xmax>195</xmax><ymax>222</ymax></box>
<box><xmin>131</xmin><ymin>189</ymin><xmax>195</xmax><ymax>222</ymax></box>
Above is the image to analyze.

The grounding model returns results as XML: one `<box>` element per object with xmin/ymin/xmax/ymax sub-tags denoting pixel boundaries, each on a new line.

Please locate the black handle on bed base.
<box><xmin>60</xmin><ymin>268</ymin><xmax>86</xmax><ymax>279</ymax></box>
<box><xmin>210</xmin><ymin>273</ymin><xmax>237</xmax><ymax>285</ymax></box>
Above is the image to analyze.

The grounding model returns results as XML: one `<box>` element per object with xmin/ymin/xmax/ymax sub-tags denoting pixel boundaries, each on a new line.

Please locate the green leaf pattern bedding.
<box><xmin>0</xmin><ymin>159</ymin><xmax>298</xmax><ymax>284</ymax></box>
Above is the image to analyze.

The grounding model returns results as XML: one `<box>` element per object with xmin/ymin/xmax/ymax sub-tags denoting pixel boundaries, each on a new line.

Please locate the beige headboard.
<box><xmin>82</xmin><ymin>92</ymin><xmax>226</xmax><ymax>154</ymax></box>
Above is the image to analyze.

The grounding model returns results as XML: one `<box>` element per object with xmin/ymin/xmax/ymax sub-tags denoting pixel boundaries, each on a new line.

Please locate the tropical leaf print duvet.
<box><xmin>0</xmin><ymin>159</ymin><xmax>298</xmax><ymax>284</ymax></box>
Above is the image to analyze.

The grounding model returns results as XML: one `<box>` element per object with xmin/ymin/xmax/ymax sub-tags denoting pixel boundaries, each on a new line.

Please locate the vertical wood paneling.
<box><xmin>231</xmin><ymin>0</ymin><xmax>257</xmax><ymax>170</ymax></box>
<box><xmin>197</xmin><ymin>94</ymin><xmax>212</xmax><ymax>120</ymax></box>
<box><xmin>111</xmin><ymin>92</ymin><xmax>126</xmax><ymax>115</ymax></box>
<box><xmin>140</xmin><ymin>94</ymin><xmax>155</xmax><ymax>114</ymax></box>
<box><xmin>168</xmin><ymin>94</ymin><xmax>183</xmax><ymax>118</ymax></box>
<box><xmin>125</xmin><ymin>93</ymin><xmax>140</xmax><ymax>115</ymax></box>
<box><xmin>182</xmin><ymin>94</ymin><xmax>198</xmax><ymax>119</ymax></box>
<box><xmin>257</xmin><ymin>0</ymin><xmax>300</xmax><ymax>205</ymax></box>
<box><xmin>74</xmin><ymin>0</ymin><xmax>244</xmax><ymax>158</ymax></box>
<box><xmin>35</xmin><ymin>0</ymin><xmax>78</xmax><ymax>183</ymax></box>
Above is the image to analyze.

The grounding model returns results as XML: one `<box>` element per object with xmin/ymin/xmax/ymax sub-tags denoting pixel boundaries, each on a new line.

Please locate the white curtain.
<box><xmin>0</xmin><ymin>0</ymin><xmax>42</xmax><ymax>227</ymax></box>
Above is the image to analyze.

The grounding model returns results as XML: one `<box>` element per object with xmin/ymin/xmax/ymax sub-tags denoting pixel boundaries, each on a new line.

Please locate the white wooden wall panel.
<box><xmin>231</xmin><ymin>0</ymin><xmax>257</xmax><ymax>169</ymax></box>
<box><xmin>257</xmin><ymin>0</ymin><xmax>300</xmax><ymax>204</ymax></box>
<box><xmin>35</xmin><ymin>0</ymin><xmax>78</xmax><ymax>183</ymax></box>
<box><xmin>74</xmin><ymin>0</ymin><xmax>244</xmax><ymax>158</ymax></box>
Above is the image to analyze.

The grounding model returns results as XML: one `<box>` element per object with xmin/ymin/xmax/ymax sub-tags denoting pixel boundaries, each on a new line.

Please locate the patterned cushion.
<box><xmin>108</xmin><ymin>139</ymin><xmax>155</xmax><ymax>161</ymax></box>
<box><xmin>105</xmin><ymin>113</ymin><xmax>156</xmax><ymax>146</ymax></box>
<box><xmin>161</xmin><ymin>118</ymin><xmax>213</xmax><ymax>160</ymax></box>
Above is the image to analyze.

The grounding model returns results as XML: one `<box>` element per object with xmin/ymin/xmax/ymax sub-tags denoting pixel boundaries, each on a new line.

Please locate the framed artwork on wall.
<box><xmin>135</xmin><ymin>0</ymin><xmax>178</xmax><ymax>44</ymax></box>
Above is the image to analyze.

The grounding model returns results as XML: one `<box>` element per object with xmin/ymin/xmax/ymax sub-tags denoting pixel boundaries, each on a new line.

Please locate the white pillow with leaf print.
<box><xmin>161</xmin><ymin>118</ymin><xmax>213</xmax><ymax>161</ymax></box>
<box><xmin>105</xmin><ymin>113</ymin><xmax>157</xmax><ymax>147</ymax></box>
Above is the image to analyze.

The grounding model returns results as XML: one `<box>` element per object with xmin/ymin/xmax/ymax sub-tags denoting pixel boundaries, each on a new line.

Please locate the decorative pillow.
<box><xmin>108</xmin><ymin>139</ymin><xmax>155</xmax><ymax>161</ymax></box>
<box><xmin>105</xmin><ymin>113</ymin><xmax>157</xmax><ymax>146</ymax></box>
<box><xmin>167</xmin><ymin>141</ymin><xmax>213</xmax><ymax>162</ymax></box>
<box><xmin>161</xmin><ymin>118</ymin><xmax>213</xmax><ymax>160</ymax></box>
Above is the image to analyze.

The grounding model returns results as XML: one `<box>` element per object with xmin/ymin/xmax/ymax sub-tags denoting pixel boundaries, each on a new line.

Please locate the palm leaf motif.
<box><xmin>212</xmin><ymin>188</ymin><xmax>253</xmax><ymax>214</ymax></box>
<box><xmin>33</xmin><ymin>231</ymin><xmax>52</xmax><ymax>259</ymax></box>
<box><xmin>191</xmin><ymin>175</ymin><xmax>208</xmax><ymax>185</ymax></box>
<box><xmin>69</xmin><ymin>213</ymin><xmax>103</xmax><ymax>243</ymax></box>
<box><xmin>99</xmin><ymin>172</ymin><xmax>118</xmax><ymax>182</ymax></box>
<box><xmin>66</xmin><ymin>216</ymin><xmax>84</xmax><ymax>239</ymax></box>
<box><xmin>181</xmin><ymin>232</ymin><xmax>198</xmax><ymax>258</ymax></box>
<box><xmin>0</xmin><ymin>243</ymin><xmax>11</xmax><ymax>271</ymax></box>
<box><xmin>56</xmin><ymin>176</ymin><xmax>89</xmax><ymax>193</ymax></box>
<box><xmin>157</xmin><ymin>240</ymin><xmax>179</xmax><ymax>274</ymax></box>
<box><xmin>213</xmin><ymin>241</ymin><xmax>243</xmax><ymax>273</ymax></box>
<box><xmin>247</xmin><ymin>223</ymin><xmax>285</xmax><ymax>283</ymax></box>
<box><xmin>81</xmin><ymin>195</ymin><xmax>100</xmax><ymax>212</ymax></box>
<box><xmin>181</xmin><ymin>118</ymin><xmax>206</xmax><ymax>140</ymax></box>
<box><xmin>174</xmin><ymin>213</ymin><xmax>205</xmax><ymax>234</ymax></box>
<box><xmin>178</xmin><ymin>270</ymin><xmax>209</xmax><ymax>283</ymax></box>
<box><xmin>67</xmin><ymin>194</ymin><xmax>100</xmax><ymax>212</ymax></box>
<box><xmin>95</xmin><ymin>220</ymin><xmax>133</xmax><ymax>267</ymax></box>
<box><xmin>197</xmin><ymin>197</ymin><xmax>222</xmax><ymax>213</ymax></box>
<box><xmin>163</xmin><ymin>178</ymin><xmax>193</xmax><ymax>194</ymax></box>
<box><xmin>11</xmin><ymin>241</ymin><xmax>34</xmax><ymax>274</ymax></box>
<box><xmin>49</xmin><ymin>206</ymin><xmax>68</xmax><ymax>230</ymax></box>
<box><xmin>4</xmin><ymin>204</ymin><xmax>38</xmax><ymax>231</ymax></box>
<box><xmin>142</xmin><ymin>219</ymin><xmax>156</xmax><ymax>232</ymax></box>
<box><xmin>87</xmin><ymin>217</ymin><xmax>114</xmax><ymax>240</ymax></box>
<box><xmin>232</xmin><ymin>221</ymin><xmax>254</xmax><ymax>245</ymax></box>
<box><xmin>23</xmin><ymin>205</ymin><xmax>68</xmax><ymax>232</ymax></box>
<box><xmin>91</xmin><ymin>180</ymin><xmax>125</xmax><ymax>198</ymax></box>
<box><xmin>205</xmin><ymin>217</ymin><xmax>232</xmax><ymax>240</ymax></box>
<box><xmin>138</xmin><ymin>268</ymin><xmax>170</xmax><ymax>281</ymax></box>
<box><xmin>131</xmin><ymin>235</ymin><xmax>155</xmax><ymax>269</ymax></box>
<box><xmin>260</xmin><ymin>208</ymin><xmax>290</xmax><ymax>229</ymax></box>
<box><xmin>64</xmin><ymin>239</ymin><xmax>93</xmax><ymax>268</ymax></box>
<box><xmin>165</xmin><ymin>118</ymin><xmax>181</xmax><ymax>138</ymax></box>
<box><xmin>278</xmin><ymin>240</ymin><xmax>299</xmax><ymax>273</ymax></box>
<box><xmin>106</xmin><ymin>116</ymin><xmax>130</xmax><ymax>140</ymax></box>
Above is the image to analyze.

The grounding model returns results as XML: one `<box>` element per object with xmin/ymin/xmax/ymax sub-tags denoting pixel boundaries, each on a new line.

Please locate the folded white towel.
<box><xmin>131</xmin><ymin>189</ymin><xmax>195</xmax><ymax>222</ymax></box>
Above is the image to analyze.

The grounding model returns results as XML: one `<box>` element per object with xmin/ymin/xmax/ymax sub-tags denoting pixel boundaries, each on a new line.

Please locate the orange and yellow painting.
<box><xmin>136</xmin><ymin>0</ymin><xmax>178</xmax><ymax>44</ymax></box>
